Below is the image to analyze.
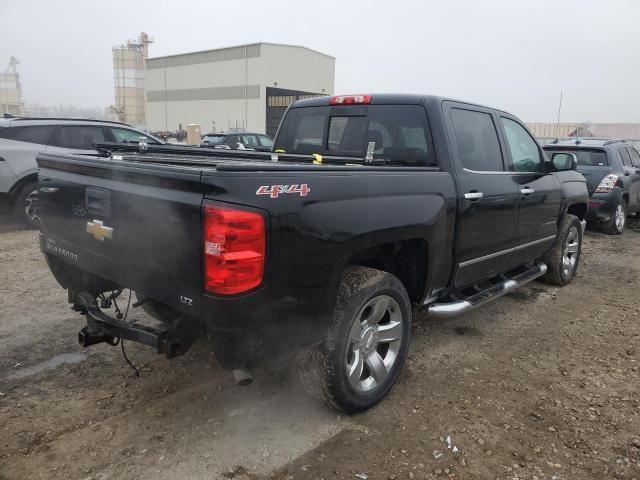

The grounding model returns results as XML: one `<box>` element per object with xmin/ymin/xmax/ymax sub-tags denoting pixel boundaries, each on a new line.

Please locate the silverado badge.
<box><xmin>86</xmin><ymin>220</ymin><xmax>113</xmax><ymax>241</ymax></box>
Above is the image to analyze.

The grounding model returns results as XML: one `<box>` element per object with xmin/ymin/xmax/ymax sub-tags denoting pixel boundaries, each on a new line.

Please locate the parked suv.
<box><xmin>200</xmin><ymin>132</ymin><xmax>274</xmax><ymax>151</ymax></box>
<box><xmin>0</xmin><ymin>116</ymin><xmax>162</xmax><ymax>227</ymax></box>
<box><xmin>544</xmin><ymin>139</ymin><xmax>640</xmax><ymax>234</ymax></box>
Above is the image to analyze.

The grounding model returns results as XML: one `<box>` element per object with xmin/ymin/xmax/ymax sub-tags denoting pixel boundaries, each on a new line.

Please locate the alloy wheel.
<box><xmin>614</xmin><ymin>204</ymin><xmax>625</xmax><ymax>232</ymax></box>
<box><xmin>24</xmin><ymin>189</ymin><xmax>41</xmax><ymax>225</ymax></box>
<box><xmin>345</xmin><ymin>294</ymin><xmax>404</xmax><ymax>393</ymax></box>
<box><xmin>562</xmin><ymin>225</ymin><xmax>579</xmax><ymax>277</ymax></box>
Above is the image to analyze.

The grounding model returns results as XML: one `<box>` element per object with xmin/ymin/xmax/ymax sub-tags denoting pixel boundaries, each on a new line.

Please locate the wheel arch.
<box><xmin>9</xmin><ymin>172</ymin><xmax>38</xmax><ymax>204</ymax></box>
<box><xmin>345</xmin><ymin>238</ymin><xmax>429</xmax><ymax>305</ymax></box>
<box><xmin>566</xmin><ymin>202</ymin><xmax>588</xmax><ymax>221</ymax></box>
<box><xmin>621</xmin><ymin>192</ymin><xmax>629</xmax><ymax>207</ymax></box>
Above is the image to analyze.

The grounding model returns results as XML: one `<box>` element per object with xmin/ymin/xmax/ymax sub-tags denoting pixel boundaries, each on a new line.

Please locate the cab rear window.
<box><xmin>275</xmin><ymin>105</ymin><xmax>434</xmax><ymax>165</ymax></box>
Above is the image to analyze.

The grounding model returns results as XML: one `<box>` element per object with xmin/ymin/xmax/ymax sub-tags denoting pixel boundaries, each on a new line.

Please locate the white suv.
<box><xmin>0</xmin><ymin>116</ymin><xmax>162</xmax><ymax>227</ymax></box>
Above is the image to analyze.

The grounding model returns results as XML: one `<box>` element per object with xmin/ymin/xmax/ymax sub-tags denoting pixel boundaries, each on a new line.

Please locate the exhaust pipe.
<box><xmin>232</xmin><ymin>368</ymin><xmax>253</xmax><ymax>386</ymax></box>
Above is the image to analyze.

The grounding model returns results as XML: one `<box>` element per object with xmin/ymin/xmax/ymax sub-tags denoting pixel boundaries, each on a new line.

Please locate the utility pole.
<box><xmin>555</xmin><ymin>90</ymin><xmax>563</xmax><ymax>140</ymax></box>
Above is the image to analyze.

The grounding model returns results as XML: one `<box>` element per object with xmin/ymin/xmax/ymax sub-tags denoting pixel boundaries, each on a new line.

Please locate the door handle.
<box><xmin>464</xmin><ymin>191</ymin><xmax>484</xmax><ymax>201</ymax></box>
<box><xmin>520</xmin><ymin>187</ymin><xmax>535</xmax><ymax>196</ymax></box>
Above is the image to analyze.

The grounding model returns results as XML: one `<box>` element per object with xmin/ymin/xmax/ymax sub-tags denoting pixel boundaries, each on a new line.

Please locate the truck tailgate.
<box><xmin>37</xmin><ymin>153</ymin><xmax>206</xmax><ymax>314</ymax></box>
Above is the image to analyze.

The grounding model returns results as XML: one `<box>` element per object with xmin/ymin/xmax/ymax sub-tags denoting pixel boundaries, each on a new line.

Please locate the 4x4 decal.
<box><xmin>256</xmin><ymin>184</ymin><xmax>310</xmax><ymax>198</ymax></box>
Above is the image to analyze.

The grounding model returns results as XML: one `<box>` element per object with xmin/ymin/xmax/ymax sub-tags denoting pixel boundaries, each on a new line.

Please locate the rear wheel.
<box><xmin>541</xmin><ymin>214</ymin><xmax>582</xmax><ymax>286</ymax></box>
<box><xmin>602</xmin><ymin>201</ymin><xmax>626</xmax><ymax>235</ymax></box>
<box><xmin>12</xmin><ymin>181</ymin><xmax>40</xmax><ymax>228</ymax></box>
<box><xmin>299</xmin><ymin>266</ymin><xmax>412</xmax><ymax>413</ymax></box>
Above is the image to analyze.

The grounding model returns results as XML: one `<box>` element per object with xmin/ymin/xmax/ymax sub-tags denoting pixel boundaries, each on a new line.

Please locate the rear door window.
<box><xmin>258</xmin><ymin>135</ymin><xmax>273</xmax><ymax>148</ymax></box>
<box><xmin>619</xmin><ymin>147</ymin><xmax>632</xmax><ymax>167</ymax></box>
<box><xmin>629</xmin><ymin>148</ymin><xmax>640</xmax><ymax>167</ymax></box>
<box><xmin>450</xmin><ymin>108</ymin><xmax>504</xmax><ymax>172</ymax></box>
<box><xmin>275</xmin><ymin>104</ymin><xmax>433</xmax><ymax>165</ymax></box>
<box><xmin>0</xmin><ymin>125</ymin><xmax>56</xmax><ymax>144</ymax></box>
<box><xmin>202</xmin><ymin>135</ymin><xmax>225</xmax><ymax>145</ymax></box>
<box><xmin>241</xmin><ymin>135</ymin><xmax>259</xmax><ymax>147</ymax></box>
<box><xmin>110</xmin><ymin>127</ymin><xmax>156</xmax><ymax>144</ymax></box>
<box><xmin>51</xmin><ymin>126</ymin><xmax>106</xmax><ymax>150</ymax></box>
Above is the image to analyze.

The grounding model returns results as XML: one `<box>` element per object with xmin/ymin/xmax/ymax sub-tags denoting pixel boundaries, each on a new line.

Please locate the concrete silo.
<box><xmin>112</xmin><ymin>32</ymin><xmax>152</xmax><ymax>127</ymax></box>
<box><xmin>0</xmin><ymin>57</ymin><xmax>24</xmax><ymax>116</ymax></box>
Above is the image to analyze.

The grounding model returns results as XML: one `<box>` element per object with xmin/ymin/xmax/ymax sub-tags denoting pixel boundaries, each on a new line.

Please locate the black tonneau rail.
<box><xmin>94</xmin><ymin>142</ymin><xmax>396</xmax><ymax>167</ymax></box>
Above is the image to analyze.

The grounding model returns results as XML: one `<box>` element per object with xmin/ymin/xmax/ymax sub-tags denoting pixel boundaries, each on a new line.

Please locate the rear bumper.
<box><xmin>587</xmin><ymin>191</ymin><xmax>622</xmax><ymax>223</ymax></box>
<box><xmin>41</xmin><ymin>233</ymin><xmax>335</xmax><ymax>366</ymax></box>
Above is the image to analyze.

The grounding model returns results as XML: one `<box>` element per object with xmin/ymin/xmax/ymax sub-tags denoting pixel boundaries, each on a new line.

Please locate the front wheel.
<box><xmin>541</xmin><ymin>214</ymin><xmax>583</xmax><ymax>286</ymax></box>
<box><xmin>300</xmin><ymin>266</ymin><xmax>412</xmax><ymax>413</ymax></box>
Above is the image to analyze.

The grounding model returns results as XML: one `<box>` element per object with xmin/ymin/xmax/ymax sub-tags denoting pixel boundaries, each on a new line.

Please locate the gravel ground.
<box><xmin>0</xmin><ymin>216</ymin><xmax>639</xmax><ymax>480</ymax></box>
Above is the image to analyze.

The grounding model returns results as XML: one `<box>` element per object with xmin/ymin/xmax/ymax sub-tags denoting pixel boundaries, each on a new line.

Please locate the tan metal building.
<box><xmin>144</xmin><ymin>42</ymin><xmax>335</xmax><ymax>136</ymax></box>
<box><xmin>0</xmin><ymin>57</ymin><xmax>23</xmax><ymax>116</ymax></box>
<box><xmin>112</xmin><ymin>33</ymin><xmax>153</xmax><ymax>127</ymax></box>
<box><xmin>528</xmin><ymin>122</ymin><xmax>640</xmax><ymax>149</ymax></box>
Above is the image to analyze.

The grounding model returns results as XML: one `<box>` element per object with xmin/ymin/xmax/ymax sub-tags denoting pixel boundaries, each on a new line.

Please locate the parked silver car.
<box><xmin>0</xmin><ymin>116</ymin><xmax>162</xmax><ymax>226</ymax></box>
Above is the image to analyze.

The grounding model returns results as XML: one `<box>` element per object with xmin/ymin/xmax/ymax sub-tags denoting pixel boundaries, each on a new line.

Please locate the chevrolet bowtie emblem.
<box><xmin>86</xmin><ymin>220</ymin><xmax>113</xmax><ymax>241</ymax></box>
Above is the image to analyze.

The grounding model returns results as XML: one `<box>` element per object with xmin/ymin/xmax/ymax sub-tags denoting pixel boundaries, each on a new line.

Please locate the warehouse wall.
<box><xmin>145</xmin><ymin>46</ymin><xmax>264</xmax><ymax>132</ymax></box>
<box><xmin>260</xmin><ymin>44</ymin><xmax>334</xmax><ymax>96</ymax></box>
<box><xmin>144</xmin><ymin>43</ymin><xmax>335</xmax><ymax>135</ymax></box>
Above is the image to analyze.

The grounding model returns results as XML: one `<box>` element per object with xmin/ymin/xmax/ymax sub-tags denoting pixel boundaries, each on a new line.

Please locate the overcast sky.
<box><xmin>1</xmin><ymin>0</ymin><xmax>638</xmax><ymax>122</ymax></box>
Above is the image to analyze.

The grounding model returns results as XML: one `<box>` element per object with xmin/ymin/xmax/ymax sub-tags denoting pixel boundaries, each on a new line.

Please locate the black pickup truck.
<box><xmin>37</xmin><ymin>94</ymin><xmax>588</xmax><ymax>412</ymax></box>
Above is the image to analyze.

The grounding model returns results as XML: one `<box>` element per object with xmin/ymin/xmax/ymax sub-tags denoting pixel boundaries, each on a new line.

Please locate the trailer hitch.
<box><xmin>73</xmin><ymin>291</ymin><xmax>199</xmax><ymax>359</ymax></box>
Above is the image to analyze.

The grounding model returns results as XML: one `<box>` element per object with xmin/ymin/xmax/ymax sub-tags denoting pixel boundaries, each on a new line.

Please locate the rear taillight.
<box><xmin>330</xmin><ymin>94</ymin><xmax>372</xmax><ymax>105</ymax></box>
<box><xmin>595</xmin><ymin>174</ymin><xmax>619</xmax><ymax>193</ymax></box>
<box><xmin>203</xmin><ymin>203</ymin><xmax>265</xmax><ymax>295</ymax></box>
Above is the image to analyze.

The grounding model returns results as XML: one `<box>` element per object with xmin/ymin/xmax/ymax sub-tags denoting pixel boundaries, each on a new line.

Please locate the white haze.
<box><xmin>0</xmin><ymin>0</ymin><xmax>639</xmax><ymax>123</ymax></box>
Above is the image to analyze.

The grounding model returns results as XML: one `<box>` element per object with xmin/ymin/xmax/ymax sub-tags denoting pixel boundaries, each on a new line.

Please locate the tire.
<box><xmin>12</xmin><ymin>181</ymin><xmax>40</xmax><ymax>228</ymax></box>
<box><xmin>541</xmin><ymin>214</ymin><xmax>582</xmax><ymax>286</ymax></box>
<box><xmin>602</xmin><ymin>200</ymin><xmax>626</xmax><ymax>235</ymax></box>
<box><xmin>299</xmin><ymin>266</ymin><xmax>412</xmax><ymax>413</ymax></box>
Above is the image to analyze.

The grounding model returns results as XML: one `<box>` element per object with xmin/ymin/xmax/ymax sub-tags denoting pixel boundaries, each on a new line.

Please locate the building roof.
<box><xmin>147</xmin><ymin>42</ymin><xmax>335</xmax><ymax>62</ymax></box>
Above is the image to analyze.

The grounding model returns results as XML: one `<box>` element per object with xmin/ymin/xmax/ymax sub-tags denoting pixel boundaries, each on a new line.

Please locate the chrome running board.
<box><xmin>428</xmin><ymin>261</ymin><xmax>547</xmax><ymax>319</ymax></box>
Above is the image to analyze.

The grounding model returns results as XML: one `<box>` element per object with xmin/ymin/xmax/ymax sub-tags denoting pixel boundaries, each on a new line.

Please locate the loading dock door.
<box><xmin>266</xmin><ymin>87</ymin><xmax>325</xmax><ymax>138</ymax></box>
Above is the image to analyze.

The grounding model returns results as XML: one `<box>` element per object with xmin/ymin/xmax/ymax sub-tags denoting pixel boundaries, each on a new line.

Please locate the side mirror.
<box><xmin>551</xmin><ymin>152</ymin><xmax>577</xmax><ymax>172</ymax></box>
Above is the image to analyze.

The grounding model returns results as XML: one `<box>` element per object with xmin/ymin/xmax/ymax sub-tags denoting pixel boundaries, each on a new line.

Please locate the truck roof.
<box><xmin>291</xmin><ymin>93</ymin><xmax>507</xmax><ymax>114</ymax></box>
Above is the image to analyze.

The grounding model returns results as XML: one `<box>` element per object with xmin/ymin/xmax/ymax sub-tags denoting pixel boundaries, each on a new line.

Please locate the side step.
<box><xmin>428</xmin><ymin>261</ymin><xmax>547</xmax><ymax>319</ymax></box>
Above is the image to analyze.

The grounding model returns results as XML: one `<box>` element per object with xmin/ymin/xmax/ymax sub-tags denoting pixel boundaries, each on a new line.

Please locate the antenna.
<box><xmin>554</xmin><ymin>90</ymin><xmax>563</xmax><ymax>141</ymax></box>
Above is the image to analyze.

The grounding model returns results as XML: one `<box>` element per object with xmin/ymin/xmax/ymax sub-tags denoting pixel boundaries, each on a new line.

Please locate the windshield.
<box><xmin>275</xmin><ymin>105</ymin><xmax>435</xmax><ymax>165</ymax></box>
<box><xmin>202</xmin><ymin>135</ymin><xmax>226</xmax><ymax>144</ymax></box>
<box><xmin>544</xmin><ymin>148</ymin><xmax>608</xmax><ymax>167</ymax></box>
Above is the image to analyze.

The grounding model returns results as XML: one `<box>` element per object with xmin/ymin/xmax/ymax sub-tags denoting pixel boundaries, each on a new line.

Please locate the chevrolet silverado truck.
<box><xmin>37</xmin><ymin>94</ymin><xmax>588</xmax><ymax>413</ymax></box>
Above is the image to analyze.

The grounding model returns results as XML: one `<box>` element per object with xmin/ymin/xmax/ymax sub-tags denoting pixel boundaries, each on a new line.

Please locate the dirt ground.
<box><xmin>1</xmin><ymin>217</ymin><xmax>639</xmax><ymax>480</ymax></box>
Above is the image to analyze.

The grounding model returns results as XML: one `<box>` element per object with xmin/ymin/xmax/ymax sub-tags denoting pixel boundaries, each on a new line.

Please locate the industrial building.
<box><xmin>112</xmin><ymin>32</ymin><xmax>153</xmax><ymax>126</ymax></box>
<box><xmin>144</xmin><ymin>42</ymin><xmax>335</xmax><ymax>136</ymax></box>
<box><xmin>0</xmin><ymin>57</ymin><xmax>23</xmax><ymax>116</ymax></box>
